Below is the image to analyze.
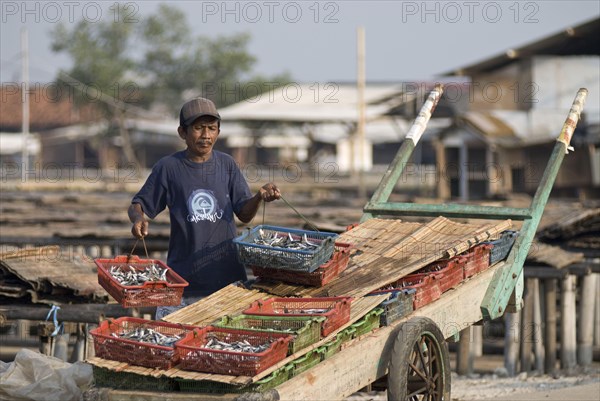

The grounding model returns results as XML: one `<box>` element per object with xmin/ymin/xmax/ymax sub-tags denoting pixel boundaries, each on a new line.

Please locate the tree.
<box><xmin>51</xmin><ymin>4</ymin><xmax>139</xmax><ymax>166</ymax></box>
<box><xmin>50</xmin><ymin>3</ymin><xmax>291</xmax><ymax>165</ymax></box>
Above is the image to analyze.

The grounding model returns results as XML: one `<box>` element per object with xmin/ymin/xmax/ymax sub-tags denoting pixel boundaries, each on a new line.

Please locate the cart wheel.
<box><xmin>387</xmin><ymin>317</ymin><xmax>450</xmax><ymax>401</ymax></box>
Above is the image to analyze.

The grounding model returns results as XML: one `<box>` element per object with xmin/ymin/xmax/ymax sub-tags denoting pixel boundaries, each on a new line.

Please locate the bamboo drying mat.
<box><xmin>161</xmin><ymin>284</ymin><xmax>265</xmax><ymax>326</ymax></box>
<box><xmin>0</xmin><ymin>245</ymin><xmax>108</xmax><ymax>302</ymax></box>
<box><xmin>253</xmin><ymin>217</ymin><xmax>512</xmax><ymax>298</ymax></box>
<box><xmin>88</xmin><ymin>294</ymin><xmax>388</xmax><ymax>385</ymax></box>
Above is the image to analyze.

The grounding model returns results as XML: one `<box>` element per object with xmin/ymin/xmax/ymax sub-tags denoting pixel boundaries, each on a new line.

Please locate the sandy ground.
<box><xmin>344</xmin><ymin>367</ymin><xmax>600</xmax><ymax>401</ymax></box>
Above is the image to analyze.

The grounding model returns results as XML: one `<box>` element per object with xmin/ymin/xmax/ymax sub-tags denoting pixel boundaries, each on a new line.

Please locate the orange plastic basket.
<box><xmin>411</xmin><ymin>256</ymin><xmax>466</xmax><ymax>293</ymax></box>
<box><xmin>95</xmin><ymin>255</ymin><xmax>188</xmax><ymax>308</ymax></box>
<box><xmin>251</xmin><ymin>243</ymin><xmax>353</xmax><ymax>287</ymax></box>
<box><xmin>176</xmin><ymin>326</ymin><xmax>293</xmax><ymax>376</ymax></box>
<box><xmin>371</xmin><ymin>275</ymin><xmax>442</xmax><ymax>309</ymax></box>
<box><xmin>462</xmin><ymin>244</ymin><xmax>493</xmax><ymax>279</ymax></box>
<box><xmin>90</xmin><ymin>317</ymin><xmax>197</xmax><ymax>369</ymax></box>
<box><xmin>243</xmin><ymin>296</ymin><xmax>353</xmax><ymax>337</ymax></box>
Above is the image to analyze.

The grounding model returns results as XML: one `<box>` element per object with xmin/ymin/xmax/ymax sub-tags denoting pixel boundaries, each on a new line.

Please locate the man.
<box><xmin>129</xmin><ymin>97</ymin><xmax>280</xmax><ymax>318</ymax></box>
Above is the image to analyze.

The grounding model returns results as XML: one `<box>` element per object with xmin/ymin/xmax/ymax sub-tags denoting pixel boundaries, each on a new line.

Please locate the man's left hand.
<box><xmin>259</xmin><ymin>183</ymin><xmax>281</xmax><ymax>202</ymax></box>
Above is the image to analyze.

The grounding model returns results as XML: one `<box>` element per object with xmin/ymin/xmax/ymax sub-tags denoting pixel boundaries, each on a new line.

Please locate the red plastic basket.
<box><xmin>89</xmin><ymin>317</ymin><xmax>197</xmax><ymax>369</ymax></box>
<box><xmin>370</xmin><ymin>275</ymin><xmax>442</xmax><ymax>309</ymax></box>
<box><xmin>243</xmin><ymin>297</ymin><xmax>353</xmax><ymax>337</ymax></box>
<box><xmin>462</xmin><ymin>244</ymin><xmax>493</xmax><ymax>279</ymax></box>
<box><xmin>251</xmin><ymin>243</ymin><xmax>353</xmax><ymax>287</ymax></box>
<box><xmin>412</xmin><ymin>256</ymin><xmax>466</xmax><ymax>293</ymax></box>
<box><xmin>95</xmin><ymin>255</ymin><xmax>189</xmax><ymax>308</ymax></box>
<box><xmin>175</xmin><ymin>326</ymin><xmax>293</xmax><ymax>376</ymax></box>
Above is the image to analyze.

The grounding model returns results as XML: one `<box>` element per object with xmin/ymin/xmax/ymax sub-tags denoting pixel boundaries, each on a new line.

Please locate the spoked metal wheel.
<box><xmin>388</xmin><ymin>317</ymin><xmax>450</xmax><ymax>401</ymax></box>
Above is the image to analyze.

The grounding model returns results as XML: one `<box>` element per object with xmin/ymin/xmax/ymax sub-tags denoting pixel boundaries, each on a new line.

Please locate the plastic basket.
<box><xmin>243</xmin><ymin>297</ymin><xmax>353</xmax><ymax>337</ymax></box>
<box><xmin>370</xmin><ymin>275</ymin><xmax>442</xmax><ymax>309</ymax></box>
<box><xmin>176</xmin><ymin>379</ymin><xmax>246</xmax><ymax>394</ymax></box>
<box><xmin>290</xmin><ymin>347</ymin><xmax>326</xmax><ymax>376</ymax></box>
<box><xmin>462</xmin><ymin>244</ymin><xmax>493</xmax><ymax>279</ymax></box>
<box><xmin>95</xmin><ymin>255</ymin><xmax>188</xmax><ymax>308</ymax></box>
<box><xmin>251</xmin><ymin>365</ymin><xmax>293</xmax><ymax>392</ymax></box>
<box><xmin>93</xmin><ymin>365</ymin><xmax>176</xmax><ymax>391</ymax></box>
<box><xmin>412</xmin><ymin>256</ymin><xmax>466</xmax><ymax>293</ymax></box>
<box><xmin>337</xmin><ymin>326</ymin><xmax>356</xmax><ymax>344</ymax></box>
<box><xmin>233</xmin><ymin>225</ymin><xmax>339</xmax><ymax>273</ymax></box>
<box><xmin>483</xmin><ymin>230</ymin><xmax>519</xmax><ymax>265</ymax></box>
<box><xmin>376</xmin><ymin>289</ymin><xmax>415</xmax><ymax>326</ymax></box>
<box><xmin>213</xmin><ymin>314</ymin><xmax>324</xmax><ymax>354</ymax></box>
<box><xmin>351</xmin><ymin>308</ymin><xmax>383</xmax><ymax>337</ymax></box>
<box><xmin>250</xmin><ymin>243</ymin><xmax>353</xmax><ymax>287</ymax></box>
<box><xmin>320</xmin><ymin>336</ymin><xmax>343</xmax><ymax>360</ymax></box>
<box><xmin>176</xmin><ymin>326</ymin><xmax>293</xmax><ymax>376</ymax></box>
<box><xmin>90</xmin><ymin>317</ymin><xmax>196</xmax><ymax>369</ymax></box>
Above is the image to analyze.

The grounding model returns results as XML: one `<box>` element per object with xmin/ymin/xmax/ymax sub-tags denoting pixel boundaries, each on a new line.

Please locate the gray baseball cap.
<box><xmin>179</xmin><ymin>98</ymin><xmax>221</xmax><ymax>126</ymax></box>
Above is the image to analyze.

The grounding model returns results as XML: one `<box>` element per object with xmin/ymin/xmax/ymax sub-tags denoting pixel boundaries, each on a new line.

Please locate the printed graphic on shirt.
<box><xmin>187</xmin><ymin>189</ymin><xmax>224</xmax><ymax>223</ymax></box>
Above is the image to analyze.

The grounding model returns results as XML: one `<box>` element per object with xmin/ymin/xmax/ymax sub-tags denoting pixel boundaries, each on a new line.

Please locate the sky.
<box><xmin>1</xmin><ymin>1</ymin><xmax>599</xmax><ymax>85</ymax></box>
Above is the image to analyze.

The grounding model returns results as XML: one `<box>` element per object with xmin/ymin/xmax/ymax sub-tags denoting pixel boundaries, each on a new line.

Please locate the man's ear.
<box><xmin>177</xmin><ymin>126</ymin><xmax>186</xmax><ymax>140</ymax></box>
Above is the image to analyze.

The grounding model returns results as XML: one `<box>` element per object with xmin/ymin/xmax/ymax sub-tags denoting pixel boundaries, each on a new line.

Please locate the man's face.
<box><xmin>178</xmin><ymin>115</ymin><xmax>220</xmax><ymax>160</ymax></box>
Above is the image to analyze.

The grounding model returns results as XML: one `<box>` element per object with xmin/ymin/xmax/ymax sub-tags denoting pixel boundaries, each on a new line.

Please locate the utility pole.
<box><xmin>21</xmin><ymin>27</ymin><xmax>30</xmax><ymax>182</ymax></box>
<box><xmin>357</xmin><ymin>26</ymin><xmax>366</xmax><ymax>199</ymax></box>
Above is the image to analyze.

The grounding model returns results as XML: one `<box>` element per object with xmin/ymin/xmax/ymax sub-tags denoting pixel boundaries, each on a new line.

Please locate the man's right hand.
<box><xmin>128</xmin><ymin>203</ymin><xmax>149</xmax><ymax>239</ymax></box>
<box><xmin>131</xmin><ymin>218</ymin><xmax>149</xmax><ymax>239</ymax></box>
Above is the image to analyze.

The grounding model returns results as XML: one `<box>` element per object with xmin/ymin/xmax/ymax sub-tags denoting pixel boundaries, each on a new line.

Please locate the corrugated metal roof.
<box><xmin>452</xmin><ymin>109</ymin><xmax>583</xmax><ymax>147</ymax></box>
<box><xmin>219</xmin><ymin>84</ymin><xmax>412</xmax><ymax>123</ymax></box>
<box><xmin>444</xmin><ymin>18</ymin><xmax>600</xmax><ymax>76</ymax></box>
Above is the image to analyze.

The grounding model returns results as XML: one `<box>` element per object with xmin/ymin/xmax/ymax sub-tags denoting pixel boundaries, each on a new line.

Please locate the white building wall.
<box><xmin>532</xmin><ymin>56</ymin><xmax>600</xmax><ymax>124</ymax></box>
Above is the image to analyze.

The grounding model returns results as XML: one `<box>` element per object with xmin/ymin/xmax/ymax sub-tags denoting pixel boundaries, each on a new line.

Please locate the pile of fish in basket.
<box><xmin>234</xmin><ymin>225</ymin><xmax>353</xmax><ymax>286</ymax></box>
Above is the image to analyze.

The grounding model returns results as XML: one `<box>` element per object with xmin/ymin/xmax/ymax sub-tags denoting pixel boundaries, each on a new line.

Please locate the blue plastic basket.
<box><xmin>233</xmin><ymin>225</ymin><xmax>338</xmax><ymax>273</ymax></box>
<box><xmin>484</xmin><ymin>230</ymin><xmax>519</xmax><ymax>265</ymax></box>
<box><xmin>378</xmin><ymin>289</ymin><xmax>415</xmax><ymax>326</ymax></box>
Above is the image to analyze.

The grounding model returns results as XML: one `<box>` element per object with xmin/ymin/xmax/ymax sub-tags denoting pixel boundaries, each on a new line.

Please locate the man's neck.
<box><xmin>185</xmin><ymin>149</ymin><xmax>213</xmax><ymax>163</ymax></box>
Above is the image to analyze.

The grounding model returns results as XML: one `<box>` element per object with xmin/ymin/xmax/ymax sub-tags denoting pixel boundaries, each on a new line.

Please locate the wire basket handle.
<box><xmin>129</xmin><ymin>236</ymin><xmax>150</xmax><ymax>260</ymax></box>
<box><xmin>279</xmin><ymin>195</ymin><xmax>320</xmax><ymax>232</ymax></box>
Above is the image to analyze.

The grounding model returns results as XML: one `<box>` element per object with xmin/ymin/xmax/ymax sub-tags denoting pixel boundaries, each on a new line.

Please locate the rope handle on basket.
<box><xmin>128</xmin><ymin>236</ymin><xmax>150</xmax><ymax>260</ymax></box>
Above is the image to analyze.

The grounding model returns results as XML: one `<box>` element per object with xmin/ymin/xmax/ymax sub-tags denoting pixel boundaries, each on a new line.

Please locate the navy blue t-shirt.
<box><xmin>132</xmin><ymin>150</ymin><xmax>253</xmax><ymax>296</ymax></box>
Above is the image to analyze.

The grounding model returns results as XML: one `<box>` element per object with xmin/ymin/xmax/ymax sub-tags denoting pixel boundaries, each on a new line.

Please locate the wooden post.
<box><xmin>86</xmin><ymin>323</ymin><xmax>96</xmax><ymax>359</ymax></box>
<box><xmin>505</xmin><ymin>312</ymin><xmax>520</xmax><ymax>376</ymax></box>
<box><xmin>532</xmin><ymin>278</ymin><xmax>545</xmax><ymax>372</ymax></box>
<box><xmin>544</xmin><ymin>278</ymin><xmax>557</xmax><ymax>373</ymax></box>
<box><xmin>594</xmin><ymin>274</ymin><xmax>600</xmax><ymax>349</ymax></box>
<box><xmin>560</xmin><ymin>275</ymin><xmax>577</xmax><ymax>370</ymax></box>
<box><xmin>521</xmin><ymin>278</ymin><xmax>535</xmax><ymax>372</ymax></box>
<box><xmin>53</xmin><ymin>333</ymin><xmax>70</xmax><ymax>361</ymax></box>
<box><xmin>457</xmin><ymin>326</ymin><xmax>473</xmax><ymax>375</ymax></box>
<box><xmin>38</xmin><ymin>322</ymin><xmax>54</xmax><ymax>357</ymax></box>
<box><xmin>577</xmin><ymin>272</ymin><xmax>597</xmax><ymax>366</ymax></box>
<box><xmin>434</xmin><ymin>139</ymin><xmax>450</xmax><ymax>200</ymax></box>
<box><xmin>70</xmin><ymin>323</ymin><xmax>86</xmax><ymax>363</ymax></box>
<box><xmin>472</xmin><ymin>325</ymin><xmax>483</xmax><ymax>357</ymax></box>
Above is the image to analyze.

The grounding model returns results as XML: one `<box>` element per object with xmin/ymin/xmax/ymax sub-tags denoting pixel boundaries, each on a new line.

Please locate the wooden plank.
<box><xmin>96</xmin><ymin>389</ymin><xmax>239</xmax><ymax>401</ymax></box>
<box><xmin>364</xmin><ymin>201</ymin><xmax>532</xmax><ymax>220</ymax></box>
